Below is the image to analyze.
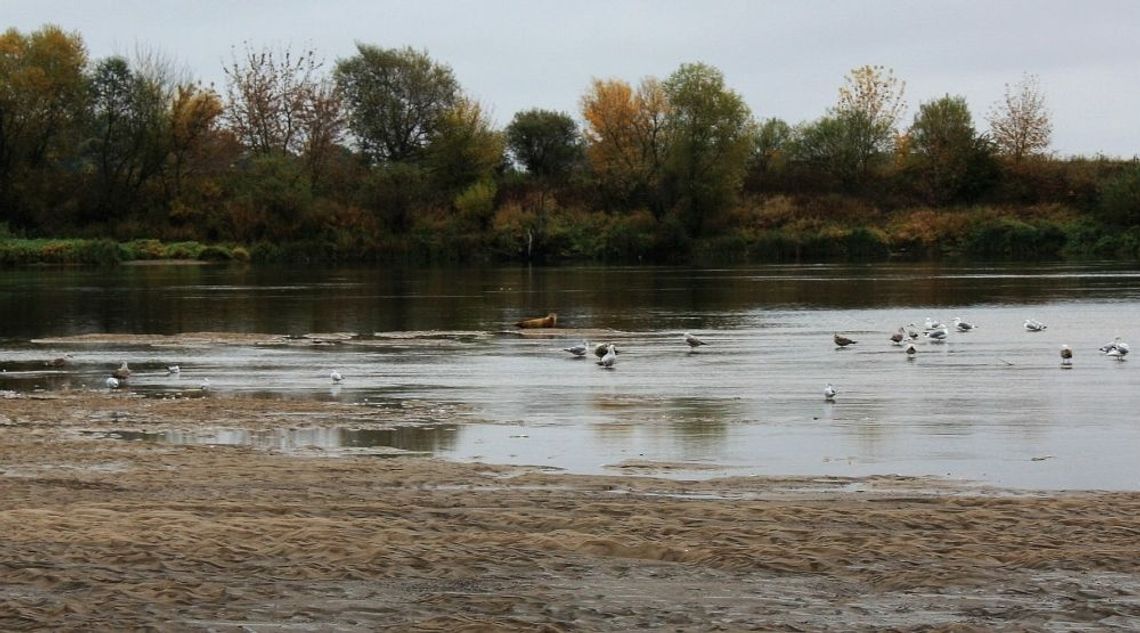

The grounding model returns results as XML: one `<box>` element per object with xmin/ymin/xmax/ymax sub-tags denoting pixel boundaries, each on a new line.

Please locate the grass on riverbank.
<box><xmin>2</xmin><ymin>202</ymin><xmax>1138</xmax><ymax>266</ymax></box>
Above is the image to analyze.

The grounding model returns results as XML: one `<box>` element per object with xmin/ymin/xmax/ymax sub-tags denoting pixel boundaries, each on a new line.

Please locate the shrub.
<box><xmin>197</xmin><ymin>245</ymin><xmax>233</xmax><ymax>261</ymax></box>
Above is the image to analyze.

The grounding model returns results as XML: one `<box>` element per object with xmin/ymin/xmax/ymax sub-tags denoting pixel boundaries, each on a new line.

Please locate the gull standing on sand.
<box><xmin>597</xmin><ymin>344</ymin><xmax>617</xmax><ymax>369</ymax></box>
<box><xmin>684</xmin><ymin>332</ymin><xmax>707</xmax><ymax>349</ymax></box>
<box><xmin>330</xmin><ymin>370</ymin><xmax>344</xmax><ymax>383</ymax></box>
<box><xmin>200</xmin><ymin>378</ymin><xmax>211</xmax><ymax>391</ymax></box>
<box><xmin>167</xmin><ymin>365</ymin><xmax>181</xmax><ymax>375</ymax></box>
<box><xmin>111</xmin><ymin>361</ymin><xmax>131</xmax><ymax>381</ymax></box>
<box><xmin>905</xmin><ymin>324</ymin><xmax>921</xmax><ymax>340</ymax></box>
<box><xmin>824</xmin><ymin>383</ymin><xmax>837</xmax><ymax>402</ymax></box>
<box><xmin>47</xmin><ymin>354</ymin><xmax>73</xmax><ymax>368</ymax></box>
<box><xmin>1024</xmin><ymin>319</ymin><xmax>1047</xmax><ymax>332</ymax></box>
<box><xmin>1060</xmin><ymin>345</ymin><xmax>1073</xmax><ymax>367</ymax></box>
<box><xmin>105</xmin><ymin>376</ymin><xmax>121</xmax><ymax>389</ymax></box>
<box><xmin>833</xmin><ymin>333</ymin><xmax>857</xmax><ymax>348</ymax></box>
<box><xmin>904</xmin><ymin>342</ymin><xmax>918</xmax><ymax>359</ymax></box>
<box><xmin>562</xmin><ymin>341</ymin><xmax>589</xmax><ymax>357</ymax></box>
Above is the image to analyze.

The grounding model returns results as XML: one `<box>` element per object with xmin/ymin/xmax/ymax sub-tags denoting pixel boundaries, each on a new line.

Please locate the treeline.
<box><xmin>3</xmin><ymin>24</ymin><xmax>1140</xmax><ymax>264</ymax></box>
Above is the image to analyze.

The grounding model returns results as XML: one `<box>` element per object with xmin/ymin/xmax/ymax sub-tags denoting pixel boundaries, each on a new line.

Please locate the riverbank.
<box><xmin>1</xmin><ymin>391</ymin><xmax>1137</xmax><ymax>631</ymax></box>
<box><xmin>3</xmin><ymin>203</ymin><xmax>1140</xmax><ymax>267</ymax></box>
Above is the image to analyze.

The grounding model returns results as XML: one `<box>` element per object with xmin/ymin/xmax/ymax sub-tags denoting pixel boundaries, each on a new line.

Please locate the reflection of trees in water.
<box><xmin>151</xmin><ymin>425</ymin><xmax>459</xmax><ymax>453</ymax></box>
<box><xmin>587</xmin><ymin>396</ymin><xmax>736</xmax><ymax>457</ymax></box>
<box><xmin>824</xmin><ymin>400</ymin><xmax>891</xmax><ymax>459</ymax></box>
<box><xmin>339</xmin><ymin>426</ymin><xmax>459</xmax><ymax>453</ymax></box>
<box><xmin>666</xmin><ymin>397</ymin><xmax>732</xmax><ymax>455</ymax></box>
<box><xmin>1</xmin><ymin>263</ymin><xmax>1130</xmax><ymax>339</ymax></box>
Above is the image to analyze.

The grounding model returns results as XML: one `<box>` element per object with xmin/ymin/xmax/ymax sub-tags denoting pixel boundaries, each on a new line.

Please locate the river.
<box><xmin>1</xmin><ymin>262</ymin><xmax>1138</xmax><ymax>490</ymax></box>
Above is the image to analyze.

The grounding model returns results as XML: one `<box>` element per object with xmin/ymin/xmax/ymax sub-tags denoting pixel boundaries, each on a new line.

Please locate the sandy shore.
<box><xmin>1</xmin><ymin>391</ymin><xmax>1138</xmax><ymax>631</ymax></box>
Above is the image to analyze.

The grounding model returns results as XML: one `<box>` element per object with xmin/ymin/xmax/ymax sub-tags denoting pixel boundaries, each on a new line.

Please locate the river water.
<box><xmin>2</xmin><ymin>262</ymin><xmax>1138</xmax><ymax>490</ymax></box>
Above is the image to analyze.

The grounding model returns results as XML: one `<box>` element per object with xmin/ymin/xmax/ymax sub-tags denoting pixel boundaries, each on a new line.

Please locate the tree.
<box><xmin>835</xmin><ymin>65</ymin><xmax>907</xmax><ymax>135</ymax></box>
<box><xmin>504</xmin><ymin>108</ymin><xmax>582</xmax><ymax>179</ymax></box>
<box><xmin>1098</xmin><ymin>163</ymin><xmax>1140</xmax><ymax>227</ymax></box>
<box><xmin>164</xmin><ymin>84</ymin><xmax>224</xmax><ymax>204</ymax></box>
<box><xmin>580</xmin><ymin>77</ymin><xmax>670</xmax><ymax>208</ymax></box>
<box><xmin>987</xmin><ymin>73</ymin><xmax>1051</xmax><ymax>161</ymax></box>
<box><xmin>223</xmin><ymin>44</ymin><xmax>334</xmax><ymax>157</ymax></box>
<box><xmin>0</xmin><ymin>25</ymin><xmax>88</xmax><ymax>227</ymax></box>
<box><xmin>425</xmin><ymin>97</ymin><xmax>503</xmax><ymax>195</ymax></box>
<box><xmin>85</xmin><ymin>56</ymin><xmax>172</xmax><ymax>221</ymax></box>
<box><xmin>661</xmin><ymin>62</ymin><xmax>756</xmax><ymax>234</ymax></box>
<box><xmin>907</xmin><ymin>95</ymin><xmax>995</xmax><ymax>203</ymax></box>
<box><xmin>335</xmin><ymin>45</ymin><xmax>459</xmax><ymax>164</ymax></box>
<box><xmin>754</xmin><ymin>117</ymin><xmax>793</xmax><ymax>171</ymax></box>
<box><xmin>824</xmin><ymin>65</ymin><xmax>907</xmax><ymax>186</ymax></box>
<box><xmin>789</xmin><ymin>114</ymin><xmax>867</xmax><ymax>188</ymax></box>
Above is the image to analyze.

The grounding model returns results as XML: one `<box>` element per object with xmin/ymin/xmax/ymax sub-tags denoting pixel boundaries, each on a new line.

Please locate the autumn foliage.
<box><xmin>1</xmin><ymin>25</ymin><xmax>1138</xmax><ymax>264</ymax></box>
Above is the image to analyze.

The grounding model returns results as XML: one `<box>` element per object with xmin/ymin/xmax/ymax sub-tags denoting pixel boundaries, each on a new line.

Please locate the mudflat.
<box><xmin>1</xmin><ymin>392</ymin><xmax>1138</xmax><ymax>631</ymax></box>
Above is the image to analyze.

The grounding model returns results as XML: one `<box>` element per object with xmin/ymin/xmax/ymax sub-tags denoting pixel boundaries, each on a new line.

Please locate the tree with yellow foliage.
<box><xmin>580</xmin><ymin>77</ymin><xmax>670</xmax><ymax>209</ymax></box>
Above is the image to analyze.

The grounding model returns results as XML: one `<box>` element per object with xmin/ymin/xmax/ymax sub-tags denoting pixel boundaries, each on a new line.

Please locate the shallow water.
<box><xmin>2</xmin><ymin>263</ymin><xmax>1139</xmax><ymax>490</ymax></box>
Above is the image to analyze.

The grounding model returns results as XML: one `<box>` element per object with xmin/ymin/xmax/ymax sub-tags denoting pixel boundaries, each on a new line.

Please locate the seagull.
<box><xmin>330</xmin><ymin>370</ymin><xmax>344</xmax><ymax>383</ymax></box>
<box><xmin>905</xmin><ymin>324</ymin><xmax>921</xmax><ymax>340</ymax></box>
<box><xmin>597</xmin><ymin>344</ymin><xmax>617</xmax><ymax>369</ymax></box>
<box><xmin>953</xmin><ymin>317</ymin><xmax>976</xmax><ymax>332</ymax></box>
<box><xmin>1099</xmin><ymin>337</ymin><xmax>1130</xmax><ymax>357</ymax></box>
<box><xmin>924</xmin><ymin>317</ymin><xmax>945</xmax><ymax>331</ymax></box>
<box><xmin>904</xmin><ymin>342</ymin><xmax>918</xmax><ymax>359</ymax></box>
<box><xmin>167</xmin><ymin>365</ymin><xmax>181</xmax><ymax>375</ymax></box>
<box><xmin>563</xmin><ymin>341</ymin><xmax>589</xmax><ymax>357</ymax></box>
<box><xmin>200</xmin><ymin>378</ymin><xmax>211</xmax><ymax>390</ymax></box>
<box><xmin>684</xmin><ymin>332</ymin><xmax>707</xmax><ymax>349</ymax></box>
<box><xmin>823</xmin><ymin>383</ymin><xmax>837</xmax><ymax>401</ymax></box>
<box><xmin>833</xmin><ymin>333</ymin><xmax>857</xmax><ymax>347</ymax></box>
<box><xmin>105</xmin><ymin>376</ymin><xmax>121</xmax><ymax>389</ymax></box>
<box><xmin>925</xmin><ymin>327</ymin><xmax>949</xmax><ymax>342</ymax></box>
<box><xmin>1024</xmin><ymin>319</ymin><xmax>1047</xmax><ymax>332</ymax></box>
<box><xmin>890</xmin><ymin>327</ymin><xmax>905</xmax><ymax>345</ymax></box>
<box><xmin>1060</xmin><ymin>344</ymin><xmax>1073</xmax><ymax>367</ymax></box>
<box><xmin>594</xmin><ymin>343</ymin><xmax>619</xmax><ymax>358</ymax></box>
<box><xmin>46</xmin><ymin>354</ymin><xmax>74</xmax><ymax>368</ymax></box>
<box><xmin>111</xmin><ymin>361</ymin><xmax>131</xmax><ymax>381</ymax></box>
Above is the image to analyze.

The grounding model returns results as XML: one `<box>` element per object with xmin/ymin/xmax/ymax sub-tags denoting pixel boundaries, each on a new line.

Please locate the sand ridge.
<box><xmin>1</xmin><ymin>392</ymin><xmax>1139</xmax><ymax>631</ymax></box>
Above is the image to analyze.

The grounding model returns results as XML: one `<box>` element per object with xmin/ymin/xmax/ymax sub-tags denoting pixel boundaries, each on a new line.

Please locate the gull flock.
<box><xmin>556</xmin><ymin>315</ymin><xmax>1129</xmax><ymax>403</ymax></box>
<box><xmin>36</xmin><ymin>315</ymin><xmax>1128</xmax><ymax>398</ymax></box>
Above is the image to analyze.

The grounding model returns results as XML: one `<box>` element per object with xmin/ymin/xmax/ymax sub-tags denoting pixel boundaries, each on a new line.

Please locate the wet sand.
<box><xmin>1</xmin><ymin>392</ymin><xmax>1139</xmax><ymax>631</ymax></box>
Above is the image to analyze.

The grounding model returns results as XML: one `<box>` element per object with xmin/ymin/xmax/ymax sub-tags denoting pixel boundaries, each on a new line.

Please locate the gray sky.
<box><xmin>8</xmin><ymin>0</ymin><xmax>1140</xmax><ymax>157</ymax></box>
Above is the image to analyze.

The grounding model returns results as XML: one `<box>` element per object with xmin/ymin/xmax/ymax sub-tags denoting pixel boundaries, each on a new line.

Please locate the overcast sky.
<box><xmin>8</xmin><ymin>0</ymin><xmax>1140</xmax><ymax>157</ymax></box>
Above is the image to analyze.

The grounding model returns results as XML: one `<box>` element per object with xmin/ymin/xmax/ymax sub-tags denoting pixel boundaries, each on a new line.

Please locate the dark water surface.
<box><xmin>2</xmin><ymin>262</ymin><xmax>1139</xmax><ymax>490</ymax></box>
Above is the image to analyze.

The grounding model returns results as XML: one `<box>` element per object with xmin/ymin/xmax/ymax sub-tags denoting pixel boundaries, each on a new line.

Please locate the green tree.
<box><xmin>335</xmin><ymin>45</ymin><xmax>459</xmax><ymax>164</ymax></box>
<box><xmin>661</xmin><ymin>62</ymin><xmax>756</xmax><ymax>234</ymax></box>
<box><xmin>907</xmin><ymin>94</ymin><xmax>995</xmax><ymax>203</ymax></box>
<box><xmin>1099</xmin><ymin>163</ymin><xmax>1140</xmax><ymax>227</ymax></box>
<box><xmin>798</xmin><ymin>65</ymin><xmax>906</xmax><ymax>189</ymax></box>
<box><xmin>85</xmin><ymin>56</ymin><xmax>171</xmax><ymax>222</ymax></box>
<box><xmin>789</xmin><ymin>113</ymin><xmax>868</xmax><ymax>189</ymax></box>
<box><xmin>504</xmin><ymin>108</ymin><xmax>582</xmax><ymax>180</ymax></box>
<box><xmin>425</xmin><ymin>97</ymin><xmax>503</xmax><ymax>195</ymax></box>
<box><xmin>754</xmin><ymin>117</ymin><xmax>793</xmax><ymax>171</ymax></box>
